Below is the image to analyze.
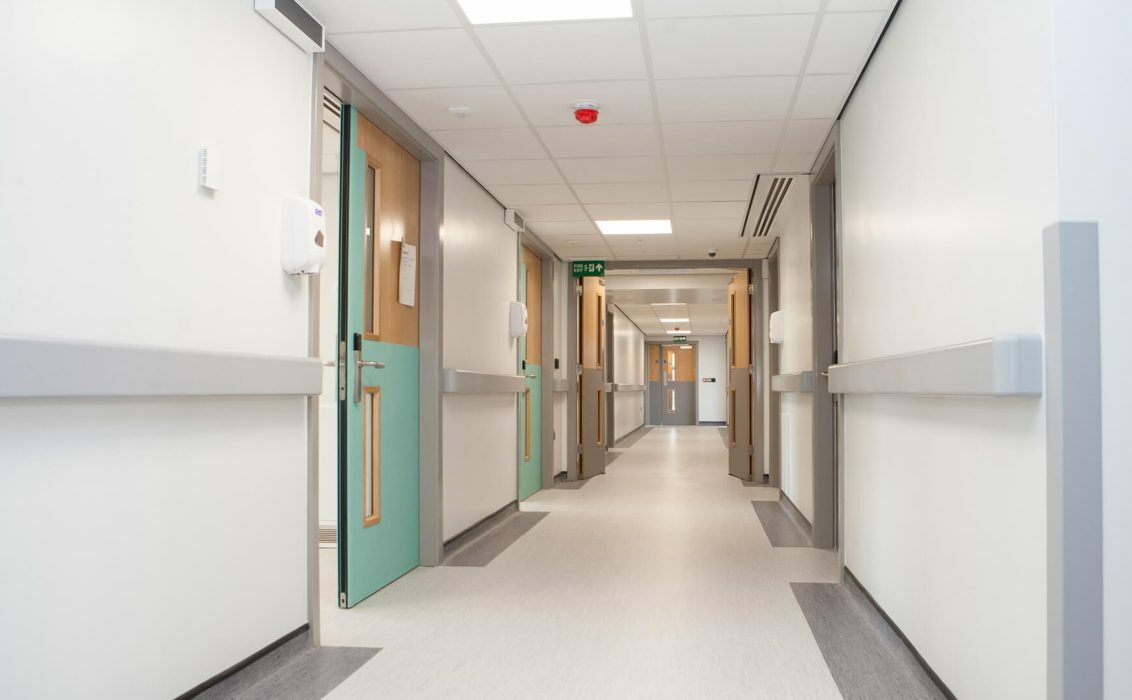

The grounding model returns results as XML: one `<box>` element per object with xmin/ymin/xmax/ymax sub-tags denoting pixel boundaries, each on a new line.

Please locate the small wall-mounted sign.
<box><xmin>672</xmin><ymin>335</ymin><xmax>687</xmax><ymax>342</ymax></box>
<box><xmin>571</xmin><ymin>260</ymin><xmax>605</xmax><ymax>277</ymax></box>
<box><xmin>701</xmin><ymin>377</ymin><xmax>717</xmax><ymax>383</ymax></box>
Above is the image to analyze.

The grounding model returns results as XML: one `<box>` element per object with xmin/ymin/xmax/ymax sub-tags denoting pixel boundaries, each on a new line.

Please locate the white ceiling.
<box><xmin>305</xmin><ymin>0</ymin><xmax>895</xmax><ymax>261</ymax></box>
<box><xmin>605</xmin><ymin>271</ymin><xmax>737</xmax><ymax>335</ymax></box>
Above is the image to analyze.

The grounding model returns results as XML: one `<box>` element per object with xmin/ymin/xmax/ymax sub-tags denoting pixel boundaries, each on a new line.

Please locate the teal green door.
<box><xmin>518</xmin><ymin>246</ymin><xmax>542</xmax><ymax>500</ymax></box>
<box><xmin>338</xmin><ymin>106</ymin><xmax>421</xmax><ymax>608</ymax></box>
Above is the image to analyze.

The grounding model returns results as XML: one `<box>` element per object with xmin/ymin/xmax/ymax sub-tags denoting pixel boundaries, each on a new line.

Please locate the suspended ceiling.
<box><xmin>606</xmin><ymin>271</ymin><xmax>737</xmax><ymax>336</ymax></box>
<box><xmin>305</xmin><ymin>0</ymin><xmax>896</xmax><ymax>261</ymax></box>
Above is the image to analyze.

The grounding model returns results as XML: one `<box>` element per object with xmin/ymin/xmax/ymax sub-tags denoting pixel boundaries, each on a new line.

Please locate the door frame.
<box><xmin>810</xmin><ymin>124</ymin><xmax>845</xmax><ymax>551</ymax></box>
<box><xmin>308</xmin><ymin>49</ymin><xmax>446</xmax><ymax>640</ymax></box>
<box><xmin>571</xmin><ymin>260</ymin><xmax>765</xmax><ymax>481</ymax></box>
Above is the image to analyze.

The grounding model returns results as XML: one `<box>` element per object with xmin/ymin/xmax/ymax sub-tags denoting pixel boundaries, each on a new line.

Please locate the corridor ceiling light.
<box><xmin>680</xmin><ymin>345</ymin><xmax>694</xmax><ymax>349</ymax></box>
<box><xmin>456</xmin><ymin>0</ymin><xmax>632</xmax><ymax>24</ymax></box>
<box><xmin>658</xmin><ymin>318</ymin><xmax>689</xmax><ymax>323</ymax></box>
<box><xmin>597</xmin><ymin>219</ymin><xmax>672</xmax><ymax>235</ymax></box>
<box><xmin>666</xmin><ymin>330</ymin><xmax>688</xmax><ymax>334</ymax></box>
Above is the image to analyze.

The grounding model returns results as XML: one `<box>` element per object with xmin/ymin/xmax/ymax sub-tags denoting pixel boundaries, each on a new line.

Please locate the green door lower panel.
<box><xmin>519</xmin><ymin>364</ymin><xmax>542</xmax><ymax>500</ymax></box>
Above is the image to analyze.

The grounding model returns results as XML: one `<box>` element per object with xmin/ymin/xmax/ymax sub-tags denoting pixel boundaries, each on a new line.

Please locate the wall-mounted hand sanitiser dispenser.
<box><xmin>281</xmin><ymin>195</ymin><xmax>326</xmax><ymax>275</ymax></box>
<box><xmin>509</xmin><ymin>301</ymin><xmax>528</xmax><ymax>338</ymax></box>
<box><xmin>768</xmin><ymin>310</ymin><xmax>786</xmax><ymax>344</ymax></box>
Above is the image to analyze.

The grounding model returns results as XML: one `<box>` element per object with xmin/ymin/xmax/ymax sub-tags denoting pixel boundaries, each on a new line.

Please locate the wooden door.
<box><xmin>578</xmin><ymin>276</ymin><xmax>606</xmax><ymax>478</ymax></box>
<box><xmin>518</xmin><ymin>246</ymin><xmax>542</xmax><ymax>499</ymax></box>
<box><xmin>647</xmin><ymin>344</ymin><xmax>663</xmax><ymax>424</ymax></box>
<box><xmin>338</xmin><ymin>108</ymin><xmax>421</xmax><ymax>607</ymax></box>
<box><xmin>661</xmin><ymin>344</ymin><xmax>697</xmax><ymax>425</ymax></box>
<box><xmin>727</xmin><ymin>271</ymin><xmax>753</xmax><ymax>480</ymax></box>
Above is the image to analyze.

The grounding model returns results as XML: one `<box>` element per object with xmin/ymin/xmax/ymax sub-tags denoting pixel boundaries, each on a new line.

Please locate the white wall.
<box><xmin>838</xmin><ymin>0</ymin><xmax>1055</xmax><ymax>696</ymax></box>
<box><xmin>612</xmin><ymin>306</ymin><xmax>645</xmax><ymax>441</ymax></box>
<box><xmin>696</xmin><ymin>336</ymin><xmax>727</xmax><ymax>423</ymax></box>
<box><xmin>773</xmin><ymin>182</ymin><xmax>815</xmax><ymax>522</ymax></box>
<box><xmin>441</xmin><ymin>159</ymin><xmax>518</xmax><ymax>540</ymax></box>
<box><xmin>0</xmin><ymin>2</ymin><xmax>313</xmax><ymax>697</ymax></box>
<box><xmin>1048</xmin><ymin>2</ymin><xmax>1132</xmax><ymax>695</ymax></box>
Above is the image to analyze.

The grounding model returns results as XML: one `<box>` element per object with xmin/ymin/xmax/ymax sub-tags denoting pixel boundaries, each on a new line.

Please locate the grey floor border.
<box><xmin>614</xmin><ymin>424</ymin><xmax>652</xmax><ymax>449</ymax></box>
<box><xmin>442</xmin><ymin>511</ymin><xmax>549</xmax><ymax>567</ymax></box>
<box><xmin>792</xmin><ymin>572</ymin><xmax>954</xmax><ymax>700</ymax></box>
<box><xmin>554</xmin><ymin>472</ymin><xmax>591</xmax><ymax>489</ymax></box>
<box><xmin>187</xmin><ymin>629</ymin><xmax>379</xmax><ymax>700</ymax></box>
<box><xmin>752</xmin><ymin>499</ymin><xmax>812</xmax><ymax>547</ymax></box>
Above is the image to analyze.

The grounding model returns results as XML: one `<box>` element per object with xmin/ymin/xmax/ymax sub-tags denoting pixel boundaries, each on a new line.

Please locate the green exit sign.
<box><xmin>672</xmin><ymin>335</ymin><xmax>688</xmax><ymax>342</ymax></box>
<box><xmin>571</xmin><ymin>260</ymin><xmax>605</xmax><ymax>277</ymax></box>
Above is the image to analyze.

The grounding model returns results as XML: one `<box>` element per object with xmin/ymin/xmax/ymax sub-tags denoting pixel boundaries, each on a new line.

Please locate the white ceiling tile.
<box><xmin>826</xmin><ymin>0</ymin><xmax>893</xmax><ymax>11</ymax></box>
<box><xmin>528</xmin><ymin>221</ymin><xmax>600</xmax><ymax>236</ymax></box>
<box><xmin>655</xmin><ymin>77</ymin><xmax>797</xmax><ymax>122</ymax></box>
<box><xmin>672</xmin><ymin>201</ymin><xmax>748</xmax><ymax>219</ymax></box>
<box><xmin>792</xmin><ymin>74</ymin><xmax>856</xmax><ymax>119</ymax></box>
<box><xmin>558</xmin><ymin>157</ymin><xmax>665</xmax><ymax>183</ymax></box>
<box><xmin>537</xmin><ymin>124</ymin><xmax>661</xmax><ymax>158</ymax></box>
<box><xmin>662</xmin><ymin>121</ymin><xmax>781</xmax><ymax>156</ymax></box>
<box><xmin>770</xmin><ymin>152</ymin><xmax>817</xmax><ymax>173</ymax></box>
<box><xmin>431</xmin><ymin>128</ymin><xmax>546</xmax><ymax>160</ymax></box>
<box><xmin>744</xmin><ymin>239</ymin><xmax>777</xmax><ymax>257</ymax></box>
<box><xmin>647</xmin><ymin>15</ymin><xmax>816</xmax><ymax>79</ymax></box>
<box><xmin>305</xmin><ymin>0</ymin><xmax>460</xmax><ymax>33</ymax></box>
<box><xmin>585</xmin><ymin>202</ymin><xmax>673</xmax><ymax>219</ymax></box>
<box><xmin>385</xmin><ymin>87</ymin><xmax>525</xmax><ymax>130</ymax></box>
<box><xmin>462</xmin><ymin>159</ymin><xmax>564</xmax><ymax>185</ymax></box>
<box><xmin>673</xmin><ymin>218</ymin><xmax>743</xmax><ymax>234</ymax></box>
<box><xmin>644</xmin><ymin>0</ymin><xmax>821</xmax><ymax>17</ymax></box>
<box><xmin>476</xmin><ymin>21</ymin><xmax>647</xmax><ymax>84</ymax></box>
<box><xmin>667</xmin><ymin>154</ymin><xmax>770</xmax><ymax>181</ymax></box>
<box><xmin>517</xmin><ymin>204</ymin><xmax>590</xmax><ymax>221</ymax></box>
<box><xmin>488</xmin><ymin>184</ymin><xmax>577</xmax><ymax>205</ymax></box>
<box><xmin>573</xmin><ymin>182</ymin><xmax>669</xmax><ymax>204</ymax></box>
<box><xmin>806</xmin><ymin>12</ymin><xmax>887</xmax><ymax>74</ymax></box>
<box><xmin>331</xmin><ymin>30</ymin><xmax>497</xmax><ymax>89</ymax></box>
<box><xmin>780</xmin><ymin>120</ymin><xmax>833</xmax><ymax>152</ymax></box>
<box><xmin>669</xmin><ymin>180</ymin><xmax>751</xmax><ymax>201</ymax></box>
<box><xmin>510</xmin><ymin>81</ymin><xmax>654</xmax><ymax>126</ymax></box>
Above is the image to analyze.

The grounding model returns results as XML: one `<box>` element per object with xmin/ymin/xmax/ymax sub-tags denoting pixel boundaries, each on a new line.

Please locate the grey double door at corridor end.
<box><xmin>648</xmin><ymin>343</ymin><xmax>696</xmax><ymax>425</ymax></box>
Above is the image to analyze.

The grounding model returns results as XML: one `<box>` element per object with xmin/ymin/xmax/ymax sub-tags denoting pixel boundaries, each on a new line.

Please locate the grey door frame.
<box><xmin>572</xmin><ymin>260</ymin><xmax>765</xmax><ymax>481</ymax></box>
<box><xmin>810</xmin><ymin>124</ymin><xmax>844</xmax><ymax>551</ymax></box>
<box><xmin>766</xmin><ymin>243</ymin><xmax>781</xmax><ymax>487</ymax></box>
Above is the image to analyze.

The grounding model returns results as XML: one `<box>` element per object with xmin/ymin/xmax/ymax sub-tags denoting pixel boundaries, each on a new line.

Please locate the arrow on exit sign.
<box><xmin>571</xmin><ymin>260</ymin><xmax>605</xmax><ymax>277</ymax></box>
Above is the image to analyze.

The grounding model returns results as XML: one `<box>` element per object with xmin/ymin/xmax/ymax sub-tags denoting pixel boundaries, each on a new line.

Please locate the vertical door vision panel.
<box><xmin>339</xmin><ymin>108</ymin><xmax>420</xmax><ymax>607</ymax></box>
<box><xmin>727</xmin><ymin>271</ymin><xmax>753</xmax><ymax>480</ymax></box>
<box><xmin>578</xmin><ymin>276</ymin><xmax>607</xmax><ymax>478</ymax></box>
<box><xmin>519</xmin><ymin>246</ymin><xmax>542</xmax><ymax>500</ymax></box>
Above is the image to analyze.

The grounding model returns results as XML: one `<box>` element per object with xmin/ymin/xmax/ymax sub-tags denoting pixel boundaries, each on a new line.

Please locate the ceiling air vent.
<box><xmin>741</xmin><ymin>175</ymin><xmax>793</xmax><ymax>238</ymax></box>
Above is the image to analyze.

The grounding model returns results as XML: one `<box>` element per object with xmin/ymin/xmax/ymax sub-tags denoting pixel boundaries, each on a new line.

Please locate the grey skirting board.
<box><xmin>827</xmin><ymin>334</ymin><xmax>1043</xmax><ymax>397</ymax></box>
<box><xmin>0</xmin><ymin>334</ymin><xmax>321</xmax><ymax>399</ymax></box>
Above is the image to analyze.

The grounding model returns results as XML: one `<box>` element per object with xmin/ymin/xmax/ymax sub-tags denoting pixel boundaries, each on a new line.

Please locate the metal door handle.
<box><xmin>524</xmin><ymin>374</ymin><xmax>537</xmax><ymax>379</ymax></box>
<box><xmin>353</xmin><ymin>352</ymin><xmax>385</xmax><ymax>403</ymax></box>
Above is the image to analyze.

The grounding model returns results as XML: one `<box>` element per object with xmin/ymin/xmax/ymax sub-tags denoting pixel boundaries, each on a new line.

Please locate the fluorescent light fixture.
<box><xmin>666</xmin><ymin>330</ymin><xmax>689</xmax><ymax>334</ymax></box>
<box><xmin>456</xmin><ymin>0</ymin><xmax>632</xmax><ymax>24</ymax></box>
<box><xmin>596</xmin><ymin>219</ymin><xmax>672</xmax><ymax>236</ymax></box>
<box><xmin>651</xmin><ymin>303</ymin><xmax>683</xmax><ymax>307</ymax></box>
<box><xmin>680</xmin><ymin>345</ymin><xmax>694</xmax><ymax>349</ymax></box>
<box><xmin>658</xmin><ymin>318</ymin><xmax>689</xmax><ymax>323</ymax></box>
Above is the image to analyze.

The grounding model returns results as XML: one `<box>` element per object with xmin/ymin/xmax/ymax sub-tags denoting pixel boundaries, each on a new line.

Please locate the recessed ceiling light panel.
<box><xmin>456</xmin><ymin>0</ymin><xmax>633</xmax><ymax>24</ymax></box>
<box><xmin>658</xmin><ymin>318</ymin><xmax>690</xmax><ymax>323</ymax></box>
<box><xmin>597</xmin><ymin>219</ymin><xmax>672</xmax><ymax>236</ymax></box>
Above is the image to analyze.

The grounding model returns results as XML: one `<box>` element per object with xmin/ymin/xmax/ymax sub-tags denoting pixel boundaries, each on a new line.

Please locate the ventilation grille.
<box><xmin>741</xmin><ymin>175</ymin><xmax>793</xmax><ymax>238</ymax></box>
<box><xmin>318</xmin><ymin>527</ymin><xmax>337</xmax><ymax>547</ymax></box>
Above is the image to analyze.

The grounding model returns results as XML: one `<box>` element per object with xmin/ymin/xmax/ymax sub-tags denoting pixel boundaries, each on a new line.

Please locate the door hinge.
<box><xmin>575</xmin><ymin>286</ymin><xmax>583</xmax><ymax>296</ymax></box>
<box><xmin>337</xmin><ymin>341</ymin><xmax>347</xmax><ymax>401</ymax></box>
<box><xmin>748</xmin><ymin>283</ymin><xmax>755</xmax><ymax>295</ymax></box>
<box><xmin>339</xmin><ymin>592</ymin><xmax>347</xmax><ymax>608</ymax></box>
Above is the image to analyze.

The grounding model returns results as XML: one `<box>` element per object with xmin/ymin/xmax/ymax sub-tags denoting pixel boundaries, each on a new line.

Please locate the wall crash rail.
<box><xmin>441</xmin><ymin>369</ymin><xmax>526</xmax><ymax>394</ymax></box>
<box><xmin>827</xmin><ymin>334</ymin><xmax>1043</xmax><ymax>397</ymax></box>
<box><xmin>0</xmin><ymin>334</ymin><xmax>322</xmax><ymax>398</ymax></box>
<box><xmin>613</xmin><ymin>383</ymin><xmax>646</xmax><ymax>392</ymax></box>
<box><xmin>771</xmin><ymin>371</ymin><xmax>814</xmax><ymax>393</ymax></box>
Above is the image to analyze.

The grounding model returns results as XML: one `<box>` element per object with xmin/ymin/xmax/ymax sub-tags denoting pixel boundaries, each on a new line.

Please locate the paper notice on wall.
<box><xmin>398</xmin><ymin>242</ymin><xmax>417</xmax><ymax>307</ymax></box>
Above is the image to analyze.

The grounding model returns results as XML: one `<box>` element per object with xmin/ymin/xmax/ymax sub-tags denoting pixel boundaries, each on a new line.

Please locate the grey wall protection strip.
<box><xmin>0</xmin><ymin>335</ymin><xmax>321</xmax><ymax>398</ymax></box>
<box><xmin>441</xmin><ymin>369</ymin><xmax>526</xmax><ymax>394</ymax></box>
<box><xmin>553</xmin><ymin>378</ymin><xmax>569</xmax><ymax>393</ymax></box>
<box><xmin>827</xmin><ymin>335</ymin><xmax>1043</xmax><ymax>397</ymax></box>
<box><xmin>771</xmin><ymin>372</ymin><xmax>814</xmax><ymax>393</ymax></box>
<box><xmin>1043</xmin><ymin>222</ymin><xmax>1103</xmax><ymax>700</ymax></box>
<box><xmin>613</xmin><ymin>383</ymin><xmax>646</xmax><ymax>392</ymax></box>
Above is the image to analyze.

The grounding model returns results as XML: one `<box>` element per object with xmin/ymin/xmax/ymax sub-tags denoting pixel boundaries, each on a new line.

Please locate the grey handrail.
<box><xmin>613</xmin><ymin>383</ymin><xmax>646</xmax><ymax>392</ymax></box>
<box><xmin>771</xmin><ymin>371</ymin><xmax>814</xmax><ymax>393</ymax></box>
<box><xmin>0</xmin><ymin>334</ymin><xmax>322</xmax><ymax>398</ymax></box>
<box><xmin>441</xmin><ymin>369</ymin><xmax>526</xmax><ymax>394</ymax></box>
<box><xmin>827</xmin><ymin>334</ymin><xmax>1043</xmax><ymax>397</ymax></box>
